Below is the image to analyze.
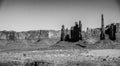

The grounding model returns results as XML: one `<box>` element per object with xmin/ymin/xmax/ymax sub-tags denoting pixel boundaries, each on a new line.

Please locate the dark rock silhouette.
<box><xmin>79</xmin><ymin>20</ymin><xmax>82</xmax><ymax>40</ymax></box>
<box><xmin>109</xmin><ymin>24</ymin><xmax>116</xmax><ymax>40</ymax></box>
<box><xmin>105</xmin><ymin>23</ymin><xmax>116</xmax><ymax>41</ymax></box>
<box><xmin>100</xmin><ymin>14</ymin><xmax>105</xmax><ymax>40</ymax></box>
<box><xmin>60</xmin><ymin>21</ymin><xmax>83</xmax><ymax>42</ymax></box>
<box><xmin>70</xmin><ymin>26</ymin><xmax>74</xmax><ymax>42</ymax></box>
<box><xmin>65</xmin><ymin>28</ymin><xmax>70</xmax><ymax>41</ymax></box>
<box><xmin>60</xmin><ymin>25</ymin><xmax>65</xmax><ymax>41</ymax></box>
<box><xmin>73</xmin><ymin>22</ymin><xmax>79</xmax><ymax>42</ymax></box>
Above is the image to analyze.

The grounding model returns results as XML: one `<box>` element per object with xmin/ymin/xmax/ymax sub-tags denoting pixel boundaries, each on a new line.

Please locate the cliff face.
<box><xmin>0</xmin><ymin>30</ymin><xmax>60</xmax><ymax>40</ymax></box>
<box><xmin>48</xmin><ymin>30</ymin><xmax>61</xmax><ymax>39</ymax></box>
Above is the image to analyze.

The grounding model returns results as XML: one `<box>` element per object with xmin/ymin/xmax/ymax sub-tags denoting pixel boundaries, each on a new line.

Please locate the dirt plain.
<box><xmin>0</xmin><ymin>39</ymin><xmax>120</xmax><ymax>66</ymax></box>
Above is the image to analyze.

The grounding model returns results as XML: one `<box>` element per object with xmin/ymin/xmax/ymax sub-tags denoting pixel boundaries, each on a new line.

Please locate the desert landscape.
<box><xmin>0</xmin><ymin>0</ymin><xmax>120</xmax><ymax>66</ymax></box>
<box><xmin>0</xmin><ymin>20</ymin><xmax>119</xmax><ymax>66</ymax></box>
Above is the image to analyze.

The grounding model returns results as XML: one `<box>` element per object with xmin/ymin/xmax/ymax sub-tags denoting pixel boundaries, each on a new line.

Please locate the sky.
<box><xmin>0</xmin><ymin>0</ymin><xmax>119</xmax><ymax>31</ymax></box>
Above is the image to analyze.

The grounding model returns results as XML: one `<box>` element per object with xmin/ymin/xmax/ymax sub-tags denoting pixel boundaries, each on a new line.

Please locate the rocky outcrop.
<box><xmin>48</xmin><ymin>30</ymin><xmax>61</xmax><ymax>39</ymax></box>
<box><xmin>83</xmin><ymin>28</ymin><xmax>101</xmax><ymax>40</ymax></box>
<box><xmin>116</xmin><ymin>32</ymin><xmax>120</xmax><ymax>42</ymax></box>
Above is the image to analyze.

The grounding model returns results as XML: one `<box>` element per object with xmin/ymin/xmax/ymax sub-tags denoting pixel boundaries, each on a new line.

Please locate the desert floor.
<box><xmin>0</xmin><ymin>40</ymin><xmax>120</xmax><ymax>66</ymax></box>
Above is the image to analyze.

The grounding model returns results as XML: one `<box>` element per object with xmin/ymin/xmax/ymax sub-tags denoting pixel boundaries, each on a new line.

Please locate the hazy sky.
<box><xmin>0</xmin><ymin>0</ymin><xmax>120</xmax><ymax>31</ymax></box>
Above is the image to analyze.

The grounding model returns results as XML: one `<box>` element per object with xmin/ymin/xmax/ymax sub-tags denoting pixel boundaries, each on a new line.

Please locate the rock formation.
<box><xmin>100</xmin><ymin>14</ymin><xmax>105</xmax><ymax>40</ymax></box>
<box><xmin>0</xmin><ymin>30</ymin><xmax>61</xmax><ymax>40</ymax></box>
<box><xmin>60</xmin><ymin>25</ymin><xmax>65</xmax><ymax>41</ymax></box>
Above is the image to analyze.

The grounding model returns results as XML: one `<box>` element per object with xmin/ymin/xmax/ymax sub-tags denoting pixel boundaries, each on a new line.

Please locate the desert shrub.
<box><xmin>0</xmin><ymin>61</ymin><xmax>22</xmax><ymax>66</ymax></box>
<box><xmin>25</xmin><ymin>60</ymin><xmax>54</xmax><ymax>66</ymax></box>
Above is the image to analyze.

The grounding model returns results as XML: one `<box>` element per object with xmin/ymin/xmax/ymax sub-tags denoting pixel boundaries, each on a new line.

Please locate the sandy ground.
<box><xmin>82</xmin><ymin>49</ymin><xmax>120</xmax><ymax>57</ymax></box>
<box><xmin>0</xmin><ymin>49</ymin><xmax>120</xmax><ymax>65</ymax></box>
<box><xmin>0</xmin><ymin>40</ymin><xmax>120</xmax><ymax>66</ymax></box>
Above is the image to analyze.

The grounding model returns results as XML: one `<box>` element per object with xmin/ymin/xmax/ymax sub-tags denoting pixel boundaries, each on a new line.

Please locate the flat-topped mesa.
<box><xmin>0</xmin><ymin>30</ymin><xmax>61</xmax><ymax>40</ymax></box>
